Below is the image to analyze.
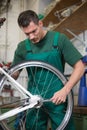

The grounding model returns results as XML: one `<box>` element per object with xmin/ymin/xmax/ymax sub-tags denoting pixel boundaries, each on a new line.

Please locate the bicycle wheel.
<box><xmin>0</xmin><ymin>61</ymin><xmax>73</xmax><ymax>130</ymax></box>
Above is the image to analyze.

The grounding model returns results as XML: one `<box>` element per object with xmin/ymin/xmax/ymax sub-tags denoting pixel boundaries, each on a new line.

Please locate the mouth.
<box><xmin>31</xmin><ymin>38</ymin><xmax>39</xmax><ymax>43</ymax></box>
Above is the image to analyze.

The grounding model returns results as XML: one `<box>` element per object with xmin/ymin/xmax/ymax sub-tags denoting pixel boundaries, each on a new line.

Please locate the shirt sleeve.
<box><xmin>12</xmin><ymin>41</ymin><xmax>26</xmax><ymax>66</ymax></box>
<box><xmin>58</xmin><ymin>33</ymin><xmax>83</xmax><ymax>66</ymax></box>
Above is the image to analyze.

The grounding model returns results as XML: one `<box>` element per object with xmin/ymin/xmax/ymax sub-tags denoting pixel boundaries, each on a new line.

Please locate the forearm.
<box><xmin>64</xmin><ymin>60</ymin><xmax>85</xmax><ymax>95</ymax></box>
<box><xmin>51</xmin><ymin>60</ymin><xmax>85</xmax><ymax>104</ymax></box>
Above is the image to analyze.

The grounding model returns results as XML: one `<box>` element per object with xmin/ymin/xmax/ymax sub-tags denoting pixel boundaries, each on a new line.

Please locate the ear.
<box><xmin>38</xmin><ymin>20</ymin><xmax>43</xmax><ymax>27</ymax></box>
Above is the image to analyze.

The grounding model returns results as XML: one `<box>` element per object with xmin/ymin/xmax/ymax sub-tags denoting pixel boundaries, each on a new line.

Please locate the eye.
<box><xmin>25</xmin><ymin>33</ymin><xmax>29</xmax><ymax>36</ymax></box>
<box><xmin>32</xmin><ymin>29</ymin><xmax>37</xmax><ymax>33</ymax></box>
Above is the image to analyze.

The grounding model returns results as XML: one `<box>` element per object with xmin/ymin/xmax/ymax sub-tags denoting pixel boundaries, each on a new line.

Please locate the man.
<box><xmin>12</xmin><ymin>10</ymin><xmax>85</xmax><ymax>130</ymax></box>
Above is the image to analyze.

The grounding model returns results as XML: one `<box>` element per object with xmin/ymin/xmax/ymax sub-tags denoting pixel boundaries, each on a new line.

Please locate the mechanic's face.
<box><xmin>21</xmin><ymin>21</ymin><xmax>44</xmax><ymax>43</ymax></box>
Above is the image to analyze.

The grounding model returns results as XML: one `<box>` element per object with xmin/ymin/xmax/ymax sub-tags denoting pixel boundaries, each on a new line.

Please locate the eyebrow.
<box><xmin>25</xmin><ymin>29</ymin><xmax>37</xmax><ymax>36</ymax></box>
<box><xmin>25</xmin><ymin>32</ymin><xmax>30</xmax><ymax>36</ymax></box>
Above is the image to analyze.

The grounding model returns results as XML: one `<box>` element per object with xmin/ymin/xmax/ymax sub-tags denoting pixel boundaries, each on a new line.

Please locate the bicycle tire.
<box><xmin>0</xmin><ymin>61</ymin><xmax>73</xmax><ymax>130</ymax></box>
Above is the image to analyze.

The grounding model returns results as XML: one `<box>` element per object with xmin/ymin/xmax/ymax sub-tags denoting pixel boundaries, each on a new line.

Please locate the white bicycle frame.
<box><xmin>0</xmin><ymin>67</ymin><xmax>50</xmax><ymax>120</ymax></box>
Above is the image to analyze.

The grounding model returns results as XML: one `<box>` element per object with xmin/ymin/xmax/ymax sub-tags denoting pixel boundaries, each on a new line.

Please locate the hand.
<box><xmin>51</xmin><ymin>88</ymin><xmax>67</xmax><ymax>105</ymax></box>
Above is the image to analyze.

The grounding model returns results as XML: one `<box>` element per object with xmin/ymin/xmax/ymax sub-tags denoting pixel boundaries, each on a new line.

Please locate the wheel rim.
<box><xmin>0</xmin><ymin>61</ymin><xmax>73</xmax><ymax>130</ymax></box>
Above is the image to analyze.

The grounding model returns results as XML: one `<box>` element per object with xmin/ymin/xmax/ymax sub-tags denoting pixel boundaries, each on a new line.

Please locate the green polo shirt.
<box><xmin>12</xmin><ymin>31</ymin><xmax>82</xmax><ymax>67</ymax></box>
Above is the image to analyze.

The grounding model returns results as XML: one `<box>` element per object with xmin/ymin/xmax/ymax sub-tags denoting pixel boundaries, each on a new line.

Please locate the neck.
<box><xmin>42</xmin><ymin>30</ymin><xmax>47</xmax><ymax>39</ymax></box>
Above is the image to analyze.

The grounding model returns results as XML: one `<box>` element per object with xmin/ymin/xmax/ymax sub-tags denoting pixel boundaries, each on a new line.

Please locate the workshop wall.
<box><xmin>0</xmin><ymin>0</ymin><xmax>52</xmax><ymax>63</ymax></box>
<box><xmin>0</xmin><ymin>0</ymin><xmax>87</xmax><ymax>102</ymax></box>
<box><xmin>0</xmin><ymin>0</ymin><xmax>27</xmax><ymax>63</ymax></box>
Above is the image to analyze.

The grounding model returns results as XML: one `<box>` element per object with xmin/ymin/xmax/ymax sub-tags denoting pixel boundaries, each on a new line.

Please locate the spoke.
<box><xmin>0</xmin><ymin>67</ymin><xmax>33</xmax><ymax>98</ymax></box>
<box><xmin>41</xmin><ymin>78</ymin><xmax>59</xmax><ymax>96</ymax></box>
<box><xmin>30</xmin><ymin>67</ymin><xmax>40</xmax><ymax>95</ymax></box>
<box><xmin>35</xmin><ymin>109</ymin><xmax>40</xmax><ymax>130</ymax></box>
<box><xmin>36</xmin><ymin>67</ymin><xmax>44</xmax><ymax>94</ymax></box>
<box><xmin>43</xmin><ymin>73</ymin><xmax>54</xmax><ymax>99</ymax></box>
<box><xmin>40</xmin><ymin>70</ymin><xmax>50</xmax><ymax>96</ymax></box>
<box><xmin>30</xmin><ymin>109</ymin><xmax>40</xmax><ymax>130</ymax></box>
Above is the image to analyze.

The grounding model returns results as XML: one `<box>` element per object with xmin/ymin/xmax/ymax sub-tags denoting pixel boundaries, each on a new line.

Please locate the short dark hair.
<box><xmin>18</xmin><ymin>10</ymin><xmax>39</xmax><ymax>27</ymax></box>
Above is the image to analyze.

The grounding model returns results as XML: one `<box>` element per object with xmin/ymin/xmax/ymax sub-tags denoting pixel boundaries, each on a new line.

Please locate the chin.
<box><xmin>32</xmin><ymin>40</ymin><xmax>40</xmax><ymax>44</ymax></box>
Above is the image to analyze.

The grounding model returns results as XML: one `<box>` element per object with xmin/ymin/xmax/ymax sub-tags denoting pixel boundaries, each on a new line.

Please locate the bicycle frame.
<box><xmin>0</xmin><ymin>67</ymin><xmax>50</xmax><ymax>120</ymax></box>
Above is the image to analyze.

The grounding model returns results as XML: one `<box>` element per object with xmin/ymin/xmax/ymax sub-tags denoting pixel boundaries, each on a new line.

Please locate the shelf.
<box><xmin>73</xmin><ymin>106</ymin><xmax>87</xmax><ymax>115</ymax></box>
<box><xmin>53</xmin><ymin>1</ymin><xmax>87</xmax><ymax>39</ymax></box>
<box><xmin>42</xmin><ymin>0</ymin><xmax>82</xmax><ymax>27</ymax></box>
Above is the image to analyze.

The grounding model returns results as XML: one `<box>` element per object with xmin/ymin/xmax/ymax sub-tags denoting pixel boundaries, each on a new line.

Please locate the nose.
<box><xmin>29</xmin><ymin>33</ymin><xmax>35</xmax><ymax>40</ymax></box>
